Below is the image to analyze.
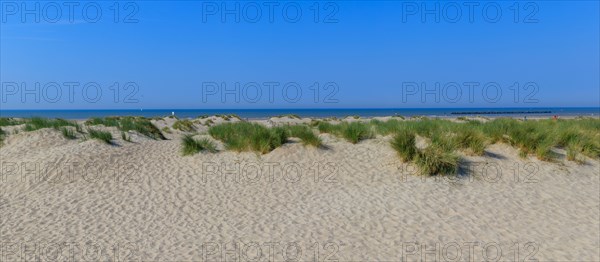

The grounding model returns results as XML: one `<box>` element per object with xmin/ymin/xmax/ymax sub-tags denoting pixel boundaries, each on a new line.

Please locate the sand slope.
<box><xmin>1</xmin><ymin>128</ymin><xmax>599</xmax><ymax>261</ymax></box>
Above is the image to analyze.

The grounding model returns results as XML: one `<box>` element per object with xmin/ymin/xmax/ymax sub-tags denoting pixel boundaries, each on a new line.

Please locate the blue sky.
<box><xmin>1</xmin><ymin>1</ymin><xmax>599</xmax><ymax>109</ymax></box>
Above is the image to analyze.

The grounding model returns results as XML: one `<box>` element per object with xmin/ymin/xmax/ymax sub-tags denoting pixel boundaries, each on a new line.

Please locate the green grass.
<box><xmin>315</xmin><ymin>117</ymin><xmax>599</xmax><ymax>164</ymax></box>
<box><xmin>0</xmin><ymin>118</ymin><xmax>25</xmax><ymax>127</ymax></box>
<box><xmin>316</xmin><ymin>121</ymin><xmax>372</xmax><ymax>143</ymax></box>
<box><xmin>215</xmin><ymin>114</ymin><xmax>241</xmax><ymax>121</ymax></box>
<box><xmin>453</xmin><ymin>128</ymin><xmax>486</xmax><ymax>156</ymax></box>
<box><xmin>342</xmin><ymin>122</ymin><xmax>373</xmax><ymax>143</ymax></box>
<box><xmin>85</xmin><ymin>117</ymin><xmax>165</xmax><ymax>140</ymax></box>
<box><xmin>85</xmin><ymin>117</ymin><xmax>120</xmax><ymax>127</ymax></box>
<box><xmin>370</xmin><ymin>119</ymin><xmax>403</xmax><ymax>135</ymax></box>
<box><xmin>376</xmin><ymin>117</ymin><xmax>600</xmax><ymax>175</ymax></box>
<box><xmin>23</xmin><ymin>117</ymin><xmax>77</xmax><ymax>131</ymax></box>
<box><xmin>391</xmin><ymin>129</ymin><xmax>417</xmax><ymax>161</ymax></box>
<box><xmin>284</xmin><ymin>125</ymin><xmax>322</xmax><ymax>147</ymax></box>
<box><xmin>181</xmin><ymin>135</ymin><xmax>217</xmax><ymax>155</ymax></box>
<box><xmin>317</xmin><ymin>121</ymin><xmax>338</xmax><ymax>134</ymax></box>
<box><xmin>209</xmin><ymin>122</ymin><xmax>287</xmax><ymax>154</ymax></box>
<box><xmin>0</xmin><ymin>128</ymin><xmax>5</xmax><ymax>147</ymax></box>
<box><xmin>172</xmin><ymin>120</ymin><xmax>196</xmax><ymax>132</ymax></box>
<box><xmin>567</xmin><ymin>145</ymin><xmax>586</xmax><ymax>164</ymax></box>
<box><xmin>60</xmin><ymin>127</ymin><xmax>76</xmax><ymax>139</ymax></box>
<box><xmin>275</xmin><ymin>114</ymin><xmax>301</xmax><ymax>119</ymax></box>
<box><xmin>88</xmin><ymin>129</ymin><xmax>113</xmax><ymax>144</ymax></box>
<box><xmin>415</xmin><ymin>146</ymin><xmax>460</xmax><ymax>176</ymax></box>
<box><xmin>161</xmin><ymin>126</ymin><xmax>172</xmax><ymax>134</ymax></box>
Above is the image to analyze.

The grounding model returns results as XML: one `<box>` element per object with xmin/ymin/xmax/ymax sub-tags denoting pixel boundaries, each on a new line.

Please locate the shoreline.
<box><xmin>2</xmin><ymin>114</ymin><xmax>599</xmax><ymax>122</ymax></box>
<box><xmin>1</xmin><ymin>107</ymin><xmax>598</xmax><ymax>120</ymax></box>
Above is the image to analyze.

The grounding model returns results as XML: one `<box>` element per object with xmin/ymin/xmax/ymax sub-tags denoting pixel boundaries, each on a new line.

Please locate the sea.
<box><xmin>0</xmin><ymin>107</ymin><xmax>598</xmax><ymax>120</ymax></box>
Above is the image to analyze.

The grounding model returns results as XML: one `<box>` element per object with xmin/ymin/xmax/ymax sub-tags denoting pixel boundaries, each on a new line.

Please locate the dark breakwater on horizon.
<box><xmin>0</xmin><ymin>108</ymin><xmax>598</xmax><ymax>119</ymax></box>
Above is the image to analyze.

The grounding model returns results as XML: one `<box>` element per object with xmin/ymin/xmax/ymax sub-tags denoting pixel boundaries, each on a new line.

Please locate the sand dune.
<box><xmin>1</xmin><ymin>120</ymin><xmax>598</xmax><ymax>261</ymax></box>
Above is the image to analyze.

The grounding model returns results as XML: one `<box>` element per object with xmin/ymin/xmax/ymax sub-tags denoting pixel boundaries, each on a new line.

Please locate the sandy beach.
<box><xmin>0</xmin><ymin>116</ymin><xmax>599</xmax><ymax>261</ymax></box>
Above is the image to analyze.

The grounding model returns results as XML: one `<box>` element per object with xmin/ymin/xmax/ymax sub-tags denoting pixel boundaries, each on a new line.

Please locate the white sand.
<box><xmin>1</xmin><ymin>119</ymin><xmax>598</xmax><ymax>261</ymax></box>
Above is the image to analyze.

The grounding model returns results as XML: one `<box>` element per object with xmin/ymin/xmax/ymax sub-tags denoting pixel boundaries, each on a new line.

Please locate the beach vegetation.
<box><xmin>316</xmin><ymin>121</ymin><xmax>372</xmax><ymax>143</ymax></box>
<box><xmin>0</xmin><ymin>118</ymin><xmax>25</xmax><ymax>127</ymax></box>
<box><xmin>567</xmin><ymin>145</ymin><xmax>586</xmax><ymax>164</ymax></box>
<box><xmin>215</xmin><ymin>114</ymin><xmax>241</xmax><ymax>121</ymax></box>
<box><xmin>23</xmin><ymin>117</ymin><xmax>77</xmax><ymax>132</ymax></box>
<box><xmin>370</xmin><ymin>119</ymin><xmax>402</xmax><ymax>135</ymax></box>
<box><xmin>391</xmin><ymin>129</ymin><xmax>417</xmax><ymax>161</ymax></box>
<box><xmin>60</xmin><ymin>127</ymin><xmax>76</xmax><ymax>139</ymax></box>
<box><xmin>453</xmin><ymin>127</ymin><xmax>486</xmax><ymax>155</ymax></box>
<box><xmin>181</xmin><ymin>135</ymin><xmax>217</xmax><ymax>155</ymax></box>
<box><xmin>284</xmin><ymin>125</ymin><xmax>322</xmax><ymax>147</ymax></box>
<box><xmin>88</xmin><ymin>129</ymin><xmax>113</xmax><ymax>144</ymax></box>
<box><xmin>172</xmin><ymin>119</ymin><xmax>195</xmax><ymax>132</ymax></box>
<box><xmin>340</xmin><ymin>122</ymin><xmax>372</xmax><ymax>143</ymax></box>
<box><xmin>275</xmin><ymin>114</ymin><xmax>301</xmax><ymax>119</ymax></box>
<box><xmin>415</xmin><ymin>145</ymin><xmax>460</xmax><ymax>176</ymax></box>
<box><xmin>209</xmin><ymin>122</ymin><xmax>287</xmax><ymax>154</ymax></box>
<box><xmin>85</xmin><ymin>117</ymin><xmax>165</xmax><ymax>140</ymax></box>
<box><xmin>0</xmin><ymin>128</ymin><xmax>5</xmax><ymax>146</ymax></box>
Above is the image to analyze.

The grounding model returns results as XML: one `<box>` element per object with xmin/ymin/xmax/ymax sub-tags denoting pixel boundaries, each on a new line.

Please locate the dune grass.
<box><xmin>172</xmin><ymin>120</ymin><xmax>196</xmax><ymax>132</ymax></box>
<box><xmin>23</xmin><ymin>117</ymin><xmax>77</xmax><ymax>132</ymax></box>
<box><xmin>382</xmin><ymin>118</ymin><xmax>598</xmax><ymax>161</ymax></box>
<box><xmin>209</xmin><ymin>122</ymin><xmax>287</xmax><ymax>154</ymax></box>
<box><xmin>316</xmin><ymin>121</ymin><xmax>338</xmax><ymax>134</ymax></box>
<box><xmin>340</xmin><ymin>122</ymin><xmax>373</xmax><ymax>143</ymax></box>
<box><xmin>60</xmin><ymin>127</ymin><xmax>76</xmax><ymax>139</ymax></box>
<box><xmin>215</xmin><ymin>114</ymin><xmax>241</xmax><ymax>121</ymax></box>
<box><xmin>0</xmin><ymin>118</ymin><xmax>25</xmax><ymax>127</ymax></box>
<box><xmin>314</xmin><ymin>117</ymin><xmax>599</xmax><ymax>174</ymax></box>
<box><xmin>370</xmin><ymin>119</ymin><xmax>403</xmax><ymax>135</ymax></box>
<box><xmin>381</xmin><ymin>117</ymin><xmax>600</xmax><ymax>175</ymax></box>
<box><xmin>567</xmin><ymin>144</ymin><xmax>586</xmax><ymax>164</ymax></box>
<box><xmin>391</xmin><ymin>129</ymin><xmax>417</xmax><ymax>161</ymax></box>
<box><xmin>390</xmin><ymin>126</ymin><xmax>460</xmax><ymax>176</ymax></box>
<box><xmin>316</xmin><ymin>121</ymin><xmax>372</xmax><ymax>143</ymax></box>
<box><xmin>87</xmin><ymin>129</ymin><xmax>113</xmax><ymax>144</ymax></box>
<box><xmin>480</xmin><ymin>118</ymin><xmax>600</xmax><ymax>160</ymax></box>
<box><xmin>0</xmin><ymin>128</ymin><xmax>5</xmax><ymax>147</ymax></box>
<box><xmin>283</xmin><ymin>125</ymin><xmax>322</xmax><ymax>147</ymax></box>
<box><xmin>415</xmin><ymin>145</ymin><xmax>460</xmax><ymax>176</ymax></box>
<box><xmin>204</xmin><ymin>119</ymin><xmax>215</xmax><ymax>126</ymax></box>
<box><xmin>275</xmin><ymin>114</ymin><xmax>301</xmax><ymax>119</ymax></box>
<box><xmin>452</xmin><ymin>127</ymin><xmax>486</xmax><ymax>156</ymax></box>
<box><xmin>181</xmin><ymin>135</ymin><xmax>217</xmax><ymax>155</ymax></box>
<box><xmin>85</xmin><ymin>117</ymin><xmax>165</xmax><ymax>140</ymax></box>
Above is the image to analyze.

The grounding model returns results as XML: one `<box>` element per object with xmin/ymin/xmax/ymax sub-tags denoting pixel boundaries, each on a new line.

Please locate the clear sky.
<box><xmin>1</xmin><ymin>1</ymin><xmax>599</xmax><ymax>109</ymax></box>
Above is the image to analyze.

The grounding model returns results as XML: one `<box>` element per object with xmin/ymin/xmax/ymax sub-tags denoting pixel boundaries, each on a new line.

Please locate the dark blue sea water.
<box><xmin>0</xmin><ymin>108</ymin><xmax>598</xmax><ymax>119</ymax></box>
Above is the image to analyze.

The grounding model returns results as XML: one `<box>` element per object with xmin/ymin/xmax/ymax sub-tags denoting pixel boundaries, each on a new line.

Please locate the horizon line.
<box><xmin>1</xmin><ymin>106</ymin><xmax>599</xmax><ymax>111</ymax></box>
